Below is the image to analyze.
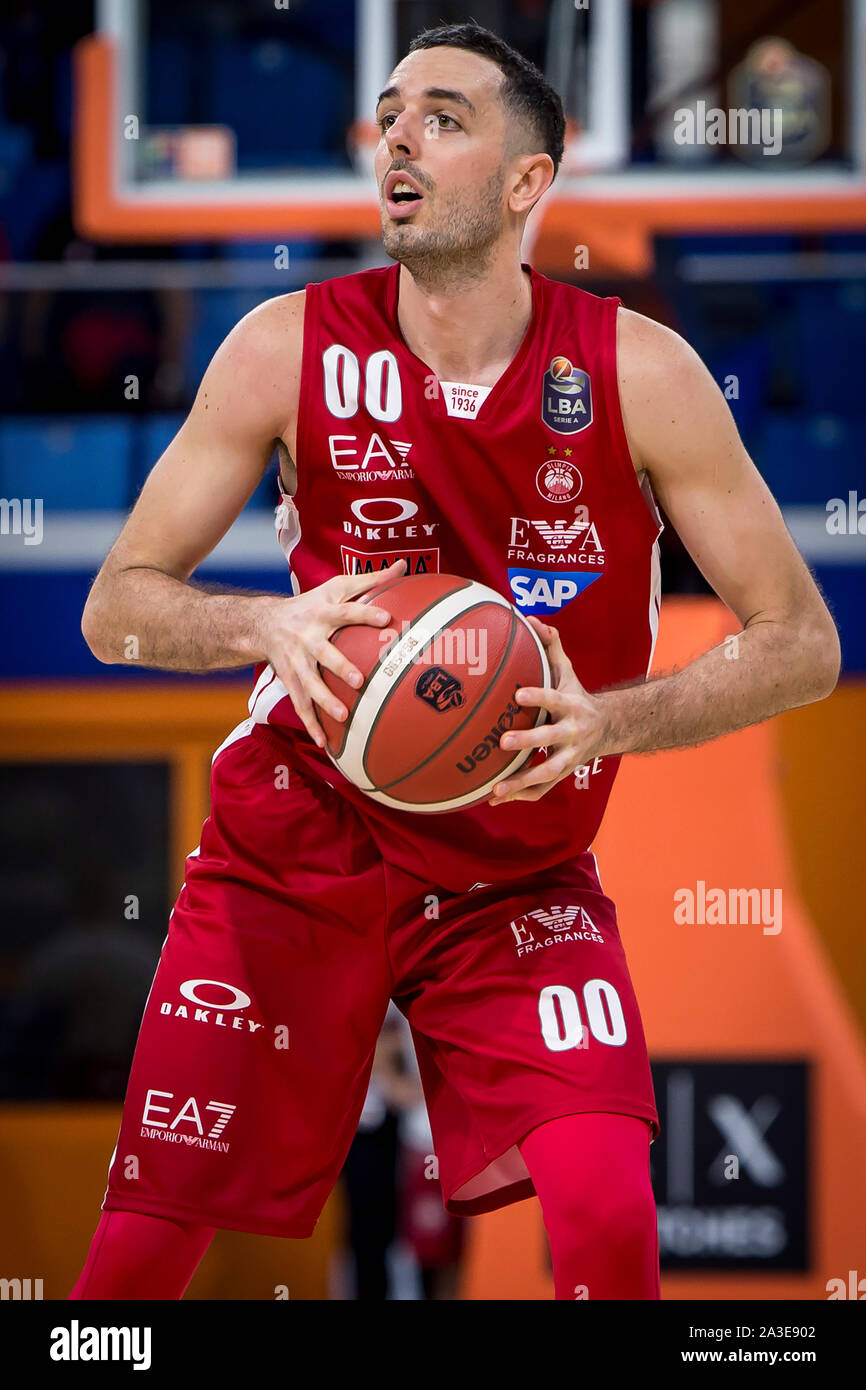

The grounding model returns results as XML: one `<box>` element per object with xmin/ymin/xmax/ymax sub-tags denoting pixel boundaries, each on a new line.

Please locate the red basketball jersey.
<box><xmin>247</xmin><ymin>262</ymin><xmax>662</xmax><ymax>889</ymax></box>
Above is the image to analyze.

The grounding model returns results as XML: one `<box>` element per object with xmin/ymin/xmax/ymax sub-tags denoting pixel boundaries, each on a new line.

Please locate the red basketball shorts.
<box><xmin>102</xmin><ymin>721</ymin><xmax>659</xmax><ymax>1238</ymax></box>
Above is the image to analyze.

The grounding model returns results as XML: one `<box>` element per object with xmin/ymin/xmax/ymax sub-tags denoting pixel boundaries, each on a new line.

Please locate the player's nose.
<box><xmin>383</xmin><ymin>110</ymin><xmax>421</xmax><ymax>160</ymax></box>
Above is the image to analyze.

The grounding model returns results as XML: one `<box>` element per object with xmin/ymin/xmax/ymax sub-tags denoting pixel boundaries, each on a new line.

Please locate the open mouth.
<box><xmin>385</xmin><ymin>174</ymin><xmax>425</xmax><ymax>218</ymax></box>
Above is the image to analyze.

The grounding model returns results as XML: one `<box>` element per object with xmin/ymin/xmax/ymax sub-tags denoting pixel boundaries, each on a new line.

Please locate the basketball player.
<box><xmin>71</xmin><ymin>23</ymin><xmax>839</xmax><ymax>1301</ymax></box>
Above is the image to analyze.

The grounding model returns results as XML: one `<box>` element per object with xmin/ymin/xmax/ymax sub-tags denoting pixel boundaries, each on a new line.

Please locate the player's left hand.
<box><xmin>489</xmin><ymin>617</ymin><xmax>608</xmax><ymax>804</ymax></box>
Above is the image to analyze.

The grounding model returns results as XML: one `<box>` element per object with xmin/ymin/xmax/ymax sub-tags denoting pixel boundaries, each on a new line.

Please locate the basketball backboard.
<box><xmin>73</xmin><ymin>0</ymin><xmax>866</xmax><ymax>273</ymax></box>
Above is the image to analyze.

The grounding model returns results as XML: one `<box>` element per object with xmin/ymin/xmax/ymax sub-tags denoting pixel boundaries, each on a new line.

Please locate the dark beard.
<box><xmin>381</xmin><ymin>165</ymin><xmax>506</xmax><ymax>294</ymax></box>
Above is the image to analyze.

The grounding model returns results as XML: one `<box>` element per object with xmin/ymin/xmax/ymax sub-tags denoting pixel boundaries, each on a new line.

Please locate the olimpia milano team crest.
<box><xmin>541</xmin><ymin>355</ymin><xmax>593</xmax><ymax>434</ymax></box>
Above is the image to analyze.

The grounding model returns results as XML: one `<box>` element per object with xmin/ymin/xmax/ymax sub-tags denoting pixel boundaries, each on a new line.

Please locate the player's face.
<box><xmin>374</xmin><ymin>48</ymin><xmax>512</xmax><ymax>276</ymax></box>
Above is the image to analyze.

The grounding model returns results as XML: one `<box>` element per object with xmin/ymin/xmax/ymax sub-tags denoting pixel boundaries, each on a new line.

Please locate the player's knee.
<box><xmin>544</xmin><ymin>1176</ymin><xmax>657</xmax><ymax>1258</ymax></box>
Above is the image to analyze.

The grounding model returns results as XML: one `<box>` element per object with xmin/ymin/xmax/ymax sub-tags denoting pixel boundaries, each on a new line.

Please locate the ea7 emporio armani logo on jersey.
<box><xmin>509</xmin><ymin>905</ymin><xmax>604</xmax><ymax>958</ymax></box>
<box><xmin>328</xmin><ymin>432</ymin><xmax>415</xmax><ymax>481</ymax></box>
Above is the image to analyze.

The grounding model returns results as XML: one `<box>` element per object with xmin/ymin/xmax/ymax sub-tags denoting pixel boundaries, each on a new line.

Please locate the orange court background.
<box><xmin>461</xmin><ymin>599</ymin><xmax>866</xmax><ymax>1299</ymax></box>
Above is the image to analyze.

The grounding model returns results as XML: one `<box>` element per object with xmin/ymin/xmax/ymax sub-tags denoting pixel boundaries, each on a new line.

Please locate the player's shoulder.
<box><xmin>235</xmin><ymin>288</ymin><xmax>307</xmax><ymax>341</ymax></box>
<box><xmin>616</xmin><ymin>305</ymin><xmax>708</xmax><ymax>390</ymax></box>
<box><xmin>212</xmin><ymin>290</ymin><xmax>307</xmax><ymax>380</ymax></box>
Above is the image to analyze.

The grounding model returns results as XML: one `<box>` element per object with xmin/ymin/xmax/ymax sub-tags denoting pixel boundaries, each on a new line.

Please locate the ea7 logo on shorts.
<box><xmin>510</xmin><ymin>905</ymin><xmax>604</xmax><ymax>958</ymax></box>
<box><xmin>141</xmin><ymin>1089</ymin><xmax>237</xmax><ymax>1153</ymax></box>
<box><xmin>508</xmin><ymin>568</ymin><xmax>600</xmax><ymax>615</ymax></box>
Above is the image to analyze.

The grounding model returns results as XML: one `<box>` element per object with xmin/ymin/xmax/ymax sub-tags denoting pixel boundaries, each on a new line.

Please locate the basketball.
<box><xmin>317</xmin><ymin>573</ymin><xmax>551</xmax><ymax>813</ymax></box>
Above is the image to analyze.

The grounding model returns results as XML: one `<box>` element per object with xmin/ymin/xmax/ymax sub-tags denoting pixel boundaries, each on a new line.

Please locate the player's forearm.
<box><xmin>82</xmin><ymin>565</ymin><xmax>282</xmax><ymax>672</ymax></box>
<box><xmin>597</xmin><ymin>615</ymin><xmax>840</xmax><ymax>757</ymax></box>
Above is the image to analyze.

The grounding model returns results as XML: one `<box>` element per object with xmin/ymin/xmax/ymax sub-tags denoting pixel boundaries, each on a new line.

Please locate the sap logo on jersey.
<box><xmin>509</xmin><ymin>568</ymin><xmax>600</xmax><ymax>614</ymax></box>
<box><xmin>343</xmin><ymin>497</ymin><xmax>438</xmax><ymax>542</ymax></box>
<box><xmin>140</xmin><ymin>1088</ymin><xmax>236</xmax><ymax>1154</ymax></box>
<box><xmin>542</xmin><ymin>356</ymin><xmax>593</xmax><ymax>435</ymax></box>
<box><xmin>159</xmin><ymin>978</ymin><xmax>264</xmax><ymax>1036</ymax></box>
<box><xmin>329</xmin><ymin>433</ymin><xmax>415</xmax><ymax>482</ymax></box>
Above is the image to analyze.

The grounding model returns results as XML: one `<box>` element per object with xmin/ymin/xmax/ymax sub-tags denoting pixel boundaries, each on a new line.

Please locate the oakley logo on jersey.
<box><xmin>508</xmin><ymin>568</ymin><xmax>601</xmax><ymax>614</ymax></box>
<box><xmin>541</xmin><ymin>356</ymin><xmax>593</xmax><ymax>434</ymax></box>
<box><xmin>343</xmin><ymin>496</ymin><xmax>438</xmax><ymax>541</ymax></box>
<box><xmin>415</xmin><ymin>666</ymin><xmax>466</xmax><ymax>712</ymax></box>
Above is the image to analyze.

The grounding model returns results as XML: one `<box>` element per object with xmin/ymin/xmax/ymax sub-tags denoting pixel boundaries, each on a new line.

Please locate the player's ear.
<box><xmin>508</xmin><ymin>152</ymin><xmax>553</xmax><ymax>215</ymax></box>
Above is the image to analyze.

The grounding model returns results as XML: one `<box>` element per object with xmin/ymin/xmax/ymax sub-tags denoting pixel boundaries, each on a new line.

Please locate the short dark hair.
<box><xmin>407</xmin><ymin>22</ymin><xmax>566</xmax><ymax>177</ymax></box>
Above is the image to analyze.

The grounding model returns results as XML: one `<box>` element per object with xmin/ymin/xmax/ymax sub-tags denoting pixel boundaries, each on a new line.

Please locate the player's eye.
<box><xmin>377</xmin><ymin>110</ymin><xmax>461</xmax><ymax>131</ymax></box>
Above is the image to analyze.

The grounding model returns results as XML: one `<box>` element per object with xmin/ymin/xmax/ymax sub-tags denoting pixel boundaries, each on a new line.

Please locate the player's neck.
<box><xmin>396</xmin><ymin>257</ymin><xmax>532</xmax><ymax>386</ymax></box>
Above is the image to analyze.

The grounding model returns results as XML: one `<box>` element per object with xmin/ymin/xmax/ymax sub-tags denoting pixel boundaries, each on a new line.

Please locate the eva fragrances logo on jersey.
<box><xmin>158</xmin><ymin>978</ymin><xmax>265</xmax><ymax>1038</ymax></box>
<box><xmin>541</xmin><ymin>355</ymin><xmax>593</xmax><ymax>434</ymax></box>
<box><xmin>506</xmin><ymin>512</ymin><xmax>605</xmax><ymax>614</ymax></box>
<box><xmin>140</xmin><ymin>1088</ymin><xmax>237</xmax><ymax>1155</ymax></box>
<box><xmin>328</xmin><ymin>431</ymin><xmax>415</xmax><ymax>482</ymax></box>
<box><xmin>509</xmin><ymin>905</ymin><xmax>604</xmax><ymax>959</ymax></box>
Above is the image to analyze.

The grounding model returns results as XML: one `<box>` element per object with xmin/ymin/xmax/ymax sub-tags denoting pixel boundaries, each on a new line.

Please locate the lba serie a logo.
<box><xmin>541</xmin><ymin>356</ymin><xmax>593</xmax><ymax>434</ymax></box>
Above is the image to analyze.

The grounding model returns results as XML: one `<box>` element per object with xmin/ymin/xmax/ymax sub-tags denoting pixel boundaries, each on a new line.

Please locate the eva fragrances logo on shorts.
<box><xmin>140</xmin><ymin>1088</ymin><xmax>236</xmax><ymax>1153</ymax></box>
<box><xmin>159</xmin><ymin>978</ymin><xmax>265</xmax><ymax>1035</ymax></box>
<box><xmin>509</xmin><ymin>905</ymin><xmax>604</xmax><ymax>958</ymax></box>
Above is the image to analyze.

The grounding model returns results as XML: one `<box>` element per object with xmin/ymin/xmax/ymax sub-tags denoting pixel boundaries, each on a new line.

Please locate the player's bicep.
<box><xmin>654</xmin><ymin>451</ymin><xmax>815</xmax><ymax>630</ymax></box>
<box><xmin>104</xmin><ymin>295</ymin><xmax>302</xmax><ymax>582</ymax></box>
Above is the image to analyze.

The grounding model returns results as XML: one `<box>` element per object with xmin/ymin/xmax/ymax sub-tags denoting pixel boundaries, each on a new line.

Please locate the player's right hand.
<box><xmin>260</xmin><ymin>559</ymin><xmax>407</xmax><ymax>748</ymax></box>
